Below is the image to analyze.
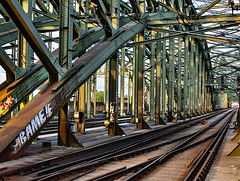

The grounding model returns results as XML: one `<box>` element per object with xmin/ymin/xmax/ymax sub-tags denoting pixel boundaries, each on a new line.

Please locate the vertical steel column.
<box><xmin>87</xmin><ymin>79</ymin><xmax>91</xmax><ymax>119</ymax></box>
<box><xmin>161</xmin><ymin>30</ymin><xmax>167</xmax><ymax>119</ymax></box>
<box><xmin>108</xmin><ymin>54</ymin><xmax>125</xmax><ymax>135</ymax></box>
<box><xmin>127</xmin><ymin>72</ymin><xmax>131</xmax><ymax>113</ymax></box>
<box><xmin>150</xmin><ymin>30</ymin><xmax>155</xmax><ymax>121</ymax></box>
<box><xmin>120</xmin><ymin>48</ymin><xmax>125</xmax><ymax>116</ymax></box>
<box><xmin>131</xmin><ymin>36</ymin><xmax>138</xmax><ymax>123</ymax></box>
<box><xmin>58</xmin><ymin>103</ymin><xmax>68</xmax><ymax>146</ymax></box>
<box><xmin>92</xmin><ymin>74</ymin><xmax>97</xmax><ymax>116</ymax></box>
<box><xmin>79</xmin><ymin>0</ymin><xmax>88</xmax><ymax>31</ymax></box>
<box><xmin>104</xmin><ymin>61</ymin><xmax>109</xmax><ymax>117</ymax></box>
<box><xmin>206</xmin><ymin>86</ymin><xmax>209</xmax><ymax>112</ymax></box>
<box><xmin>110</xmin><ymin>0</ymin><xmax>119</xmax><ymax>33</ymax></box>
<box><xmin>202</xmin><ymin>60</ymin><xmax>206</xmax><ymax>113</ymax></box>
<box><xmin>195</xmin><ymin>43</ymin><xmax>199</xmax><ymax>115</ymax></box>
<box><xmin>136</xmin><ymin>33</ymin><xmax>150</xmax><ymax>129</ymax></box>
<box><xmin>155</xmin><ymin>32</ymin><xmax>165</xmax><ymax>125</ymax></box>
<box><xmin>199</xmin><ymin>52</ymin><xmax>203</xmax><ymax>114</ymax></box>
<box><xmin>177</xmin><ymin>37</ymin><xmax>184</xmax><ymax>120</ymax></box>
<box><xmin>184</xmin><ymin>36</ymin><xmax>189</xmax><ymax>117</ymax></box>
<box><xmin>58</xmin><ymin>0</ymin><xmax>80</xmax><ymax>147</ymax></box>
<box><xmin>168</xmin><ymin>35</ymin><xmax>175</xmax><ymax>122</ymax></box>
<box><xmin>18</xmin><ymin>0</ymin><xmax>32</xmax><ymax>110</ymax></box>
<box><xmin>76</xmin><ymin>85</ymin><xmax>85</xmax><ymax>133</ymax></box>
<box><xmin>18</xmin><ymin>0</ymin><xmax>32</xmax><ymax>70</ymax></box>
<box><xmin>58</xmin><ymin>102</ymin><xmax>82</xmax><ymax>146</ymax></box>
<box><xmin>189</xmin><ymin>37</ymin><xmax>195</xmax><ymax>117</ymax></box>
<box><xmin>59</xmin><ymin>0</ymin><xmax>73</xmax><ymax>70</ymax></box>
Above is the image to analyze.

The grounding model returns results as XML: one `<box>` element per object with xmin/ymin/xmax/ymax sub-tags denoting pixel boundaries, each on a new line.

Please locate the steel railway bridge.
<box><xmin>0</xmin><ymin>0</ymin><xmax>240</xmax><ymax>162</ymax></box>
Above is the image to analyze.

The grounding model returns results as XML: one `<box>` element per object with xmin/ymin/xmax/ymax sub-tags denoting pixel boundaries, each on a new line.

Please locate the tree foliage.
<box><xmin>96</xmin><ymin>91</ymin><xmax>104</xmax><ymax>102</ymax></box>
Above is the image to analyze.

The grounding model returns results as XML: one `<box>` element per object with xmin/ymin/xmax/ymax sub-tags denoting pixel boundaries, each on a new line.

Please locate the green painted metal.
<box><xmin>150</xmin><ymin>31</ymin><xmax>155</xmax><ymax>122</ymax></box>
<box><xmin>0</xmin><ymin>21</ymin><xmax>145</xmax><ymax>161</ymax></box>
<box><xmin>194</xmin><ymin>43</ymin><xmax>199</xmax><ymax>114</ymax></box>
<box><xmin>0</xmin><ymin>28</ymin><xmax>104</xmax><ymax>120</ymax></box>
<box><xmin>161</xmin><ymin>29</ymin><xmax>166</xmax><ymax>119</ymax></box>
<box><xmin>0</xmin><ymin>0</ymin><xmax>236</xmax><ymax>161</ymax></box>
<box><xmin>1</xmin><ymin>0</ymin><xmax>67</xmax><ymax>82</ymax></box>
<box><xmin>120</xmin><ymin>48</ymin><xmax>125</xmax><ymax>116</ymax></box>
<box><xmin>184</xmin><ymin>36</ymin><xmax>189</xmax><ymax>117</ymax></box>
<box><xmin>177</xmin><ymin>37</ymin><xmax>183</xmax><ymax>119</ymax></box>
<box><xmin>189</xmin><ymin>37</ymin><xmax>194</xmax><ymax>117</ymax></box>
<box><xmin>168</xmin><ymin>31</ymin><xmax>174</xmax><ymax>121</ymax></box>
<box><xmin>0</xmin><ymin>47</ymin><xmax>26</xmax><ymax>82</ymax></box>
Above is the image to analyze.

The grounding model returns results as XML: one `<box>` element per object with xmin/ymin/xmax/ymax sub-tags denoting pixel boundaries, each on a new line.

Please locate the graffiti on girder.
<box><xmin>0</xmin><ymin>95</ymin><xmax>14</xmax><ymax>118</ymax></box>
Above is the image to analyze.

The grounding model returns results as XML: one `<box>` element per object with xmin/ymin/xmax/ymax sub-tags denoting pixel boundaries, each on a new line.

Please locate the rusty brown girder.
<box><xmin>0</xmin><ymin>21</ymin><xmax>145</xmax><ymax>161</ymax></box>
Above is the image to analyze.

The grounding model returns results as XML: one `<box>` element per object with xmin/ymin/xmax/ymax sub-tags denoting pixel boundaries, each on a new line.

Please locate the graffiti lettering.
<box><xmin>12</xmin><ymin>102</ymin><xmax>53</xmax><ymax>153</ymax></box>
<box><xmin>0</xmin><ymin>95</ymin><xmax>14</xmax><ymax>118</ymax></box>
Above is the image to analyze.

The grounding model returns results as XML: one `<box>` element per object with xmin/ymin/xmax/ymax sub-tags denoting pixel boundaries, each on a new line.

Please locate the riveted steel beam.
<box><xmin>36</xmin><ymin>0</ymin><xmax>48</xmax><ymax>13</ymax></box>
<box><xmin>0</xmin><ymin>47</ymin><xmax>26</xmax><ymax>82</ymax></box>
<box><xmin>177</xmin><ymin>37</ymin><xmax>183</xmax><ymax>120</ymax></box>
<box><xmin>0</xmin><ymin>4</ymin><xmax>10</xmax><ymax>21</ymax></box>
<box><xmin>126</xmin><ymin>32</ymin><xmax>185</xmax><ymax>47</ymax></box>
<box><xmin>108</xmin><ymin>54</ymin><xmax>125</xmax><ymax>135</ymax></box>
<box><xmin>147</xmin><ymin>14</ymin><xmax>240</xmax><ymax>25</ymax></box>
<box><xmin>136</xmin><ymin>32</ymin><xmax>150</xmax><ymax>129</ymax></box>
<box><xmin>0</xmin><ymin>28</ymin><xmax>104</xmax><ymax>121</ymax></box>
<box><xmin>155</xmin><ymin>32</ymin><xmax>165</xmax><ymax>125</ymax></box>
<box><xmin>92</xmin><ymin>0</ymin><xmax>114</xmax><ymax>37</ymax></box>
<box><xmin>195</xmin><ymin>0</ymin><xmax>221</xmax><ymax>19</ymax></box>
<box><xmin>129</xmin><ymin>0</ymin><xmax>141</xmax><ymax>15</ymax></box>
<box><xmin>184</xmin><ymin>36</ymin><xmax>189</xmax><ymax>117</ymax></box>
<box><xmin>126</xmin><ymin>31</ymin><xmax>239</xmax><ymax>47</ymax></box>
<box><xmin>1</xmin><ymin>0</ymin><xmax>66</xmax><ymax>83</ymax></box>
<box><xmin>120</xmin><ymin>48</ymin><xmax>125</xmax><ymax>116</ymax></box>
<box><xmin>167</xmin><ymin>29</ymin><xmax>175</xmax><ymax>122</ymax></box>
<box><xmin>32</xmin><ymin>8</ymin><xmax>59</xmax><ymax>21</ymax></box>
<box><xmin>161</xmin><ymin>28</ymin><xmax>167</xmax><ymax>119</ymax></box>
<box><xmin>0</xmin><ymin>21</ymin><xmax>145</xmax><ymax>161</ymax></box>
<box><xmin>149</xmin><ymin>31</ymin><xmax>155</xmax><ymax>122</ymax></box>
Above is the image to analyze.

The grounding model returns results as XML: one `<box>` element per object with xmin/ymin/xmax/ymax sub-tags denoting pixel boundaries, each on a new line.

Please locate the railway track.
<box><xmin>0</xmin><ymin>109</ymin><xmax>231</xmax><ymax>180</ymax></box>
<box><xmin>39</xmin><ymin>115</ymin><xmax>134</xmax><ymax>135</ymax></box>
<box><xmin>82</xmin><ymin>109</ymin><xmax>235</xmax><ymax>181</ymax></box>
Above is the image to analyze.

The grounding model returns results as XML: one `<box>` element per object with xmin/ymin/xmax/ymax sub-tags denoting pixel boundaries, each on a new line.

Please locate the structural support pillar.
<box><xmin>150</xmin><ymin>31</ymin><xmax>155</xmax><ymax>122</ymax></box>
<box><xmin>167</xmin><ymin>35</ymin><xmax>175</xmax><ymax>122</ymax></box>
<box><xmin>59</xmin><ymin>0</ymin><xmax>73</xmax><ymax>70</ymax></box>
<box><xmin>131</xmin><ymin>36</ymin><xmax>138</xmax><ymax>123</ymax></box>
<box><xmin>155</xmin><ymin>32</ymin><xmax>165</xmax><ymax>125</ymax></box>
<box><xmin>75</xmin><ymin>85</ymin><xmax>85</xmax><ymax>133</ymax></box>
<box><xmin>161</xmin><ymin>30</ymin><xmax>167</xmax><ymax>119</ymax></box>
<box><xmin>199</xmin><ymin>52</ymin><xmax>203</xmax><ymax>114</ymax></box>
<box><xmin>18</xmin><ymin>0</ymin><xmax>32</xmax><ymax>70</ymax></box>
<box><xmin>120</xmin><ymin>48</ymin><xmax>125</xmax><ymax>116</ymax></box>
<box><xmin>86</xmin><ymin>79</ymin><xmax>91</xmax><ymax>119</ymax></box>
<box><xmin>184</xmin><ymin>36</ymin><xmax>189</xmax><ymax>118</ymax></box>
<box><xmin>136</xmin><ymin>33</ymin><xmax>150</xmax><ymax>129</ymax></box>
<box><xmin>58</xmin><ymin>103</ymin><xmax>82</xmax><ymax>147</ymax></box>
<box><xmin>195</xmin><ymin>43</ymin><xmax>199</xmax><ymax>115</ymax></box>
<box><xmin>189</xmin><ymin>37</ymin><xmax>195</xmax><ymax>117</ymax></box>
<box><xmin>177</xmin><ymin>37</ymin><xmax>184</xmax><ymax>120</ymax></box>
<box><xmin>108</xmin><ymin>54</ymin><xmax>125</xmax><ymax>135</ymax></box>
<box><xmin>127</xmin><ymin>72</ymin><xmax>131</xmax><ymax>113</ymax></box>
<box><xmin>58</xmin><ymin>0</ymin><xmax>80</xmax><ymax>147</ymax></box>
<box><xmin>104</xmin><ymin>61</ymin><xmax>109</xmax><ymax>117</ymax></box>
<box><xmin>92</xmin><ymin>74</ymin><xmax>97</xmax><ymax>116</ymax></box>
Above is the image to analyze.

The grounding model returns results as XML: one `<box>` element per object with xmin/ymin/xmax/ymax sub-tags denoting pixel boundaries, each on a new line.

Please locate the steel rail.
<box><xmin>23</xmin><ymin>110</ymin><xmax>232</xmax><ymax>181</ymax></box>
<box><xmin>0</xmin><ymin>110</ymin><xmax>226</xmax><ymax>180</ymax></box>
<box><xmin>76</xmin><ymin>111</ymin><xmax>236</xmax><ymax>181</ymax></box>
<box><xmin>124</xmin><ymin>110</ymin><xmax>235</xmax><ymax>181</ymax></box>
<box><xmin>184</xmin><ymin>111</ymin><xmax>236</xmax><ymax>181</ymax></box>
<box><xmin>32</xmin><ymin>110</ymin><xmax>226</xmax><ymax>177</ymax></box>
